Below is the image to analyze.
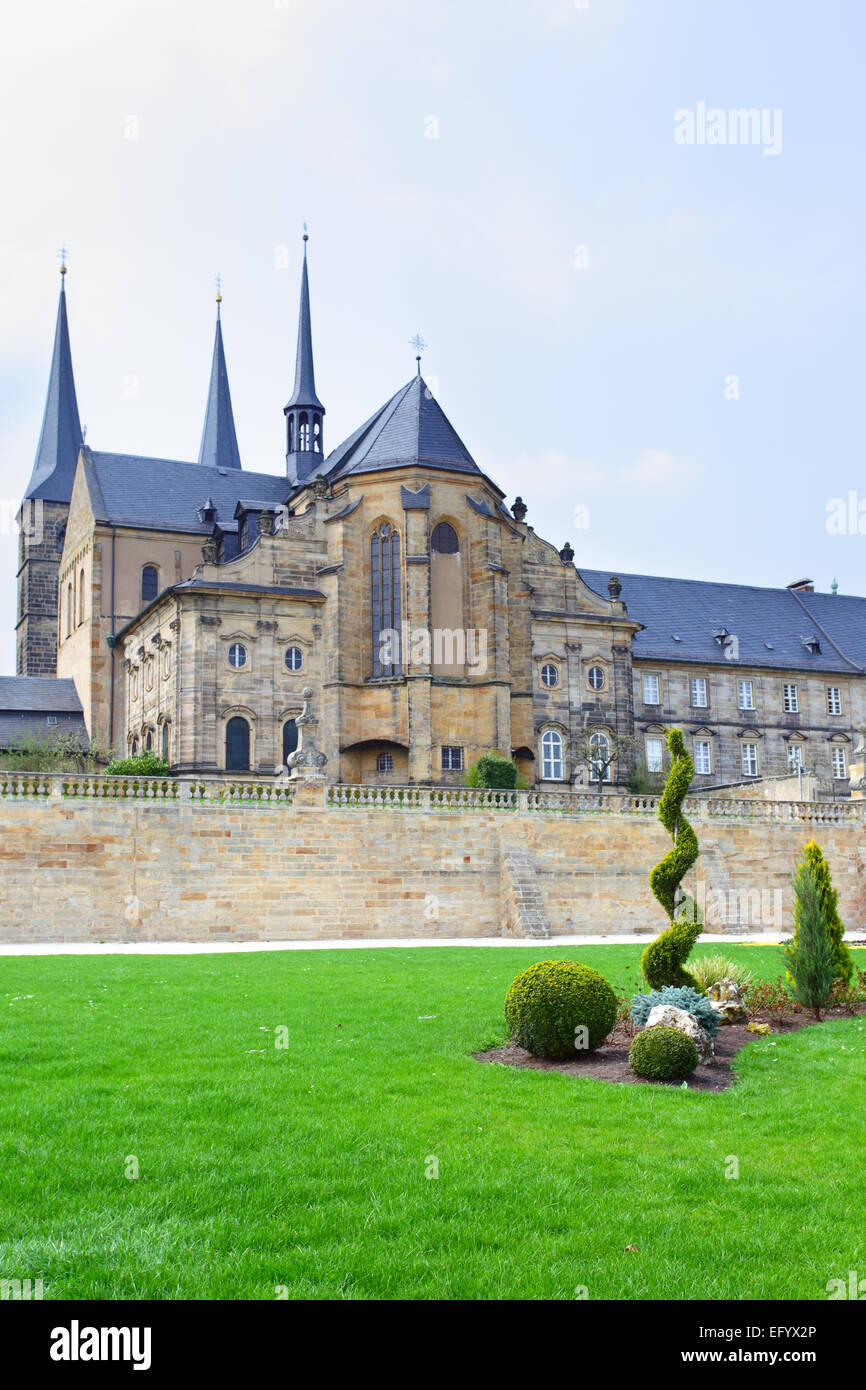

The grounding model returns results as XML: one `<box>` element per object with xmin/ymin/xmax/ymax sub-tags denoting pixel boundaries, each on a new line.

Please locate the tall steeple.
<box><xmin>197</xmin><ymin>286</ymin><xmax>242</xmax><ymax>470</ymax></box>
<box><xmin>24</xmin><ymin>257</ymin><xmax>83</xmax><ymax>502</ymax></box>
<box><xmin>284</xmin><ymin>229</ymin><xmax>325</xmax><ymax>483</ymax></box>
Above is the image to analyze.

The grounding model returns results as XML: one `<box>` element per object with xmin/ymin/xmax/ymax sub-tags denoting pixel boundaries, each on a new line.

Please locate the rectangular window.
<box><xmin>832</xmin><ymin>747</ymin><xmax>847</xmax><ymax>779</ymax></box>
<box><xmin>645</xmin><ymin>738</ymin><xmax>663</xmax><ymax>774</ymax></box>
<box><xmin>827</xmin><ymin>686</ymin><xmax>842</xmax><ymax>715</ymax></box>
<box><xmin>742</xmin><ymin>742</ymin><xmax>758</xmax><ymax>777</ymax></box>
<box><xmin>377</xmin><ymin>752</ymin><xmax>394</xmax><ymax>773</ymax></box>
<box><xmin>441</xmin><ymin>746</ymin><xmax>463</xmax><ymax>772</ymax></box>
<box><xmin>690</xmin><ymin>677</ymin><xmax>707</xmax><ymax>708</ymax></box>
<box><xmin>46</xmin><ymin>715</ymin><xmax>58</xmax><ymax>726</ymax></box>
<box><xmin>642</xmin><ymin>673</ymin><xmax>660</xmax><ymax>705</ymax></box>
<box><xmin>737</xmin><ymin>680</ymin><xmax>755</xmax><ymax>710</ymax></box>
<box><xmin>783</xmin><ymin>683</ymin><xmax>798</xmax><ymax>713</ymax></box>
<box><xmin>694</xmin><ymin>740</ymin><xmax>711</xmax><ymax>775</ymax></box>
<box><xmin>787</xmin><ymin>744</ymin><xmax>803</xmax><ymax>771</ymax></box>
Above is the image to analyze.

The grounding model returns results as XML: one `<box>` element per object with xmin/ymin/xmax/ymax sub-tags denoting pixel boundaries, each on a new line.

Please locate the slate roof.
<box><xmin>0</xmin><ymin>676</ymin><xmax>84</xmax><ymax>712</ymax></box>
<box><xmin>82</xmin><ymin>450</ymin><xmax>289</xmax><ymax>534</ymax></box>
<box><xmin>24</xmin><ymin>281</ymin><xmax>83</xmax><ymax>502</ymax></box>
<box><xmin>197</xmin><ymin>312</ymin><xmax>242</xmax><ymax>470</ymax></box>
<box><xmin>579</xmin><ymin>570</ymin><xmax>866</xmax><ymax>674</ymax></box>
<box><xmin>285</xmin><ymin>243</ymin><xmax>324</xmax><ymax>412</ymax></box>
<box><xmin>324</xmin><ymin>375</ymin><xmax>483</xmax><ymax>483</ymax></box>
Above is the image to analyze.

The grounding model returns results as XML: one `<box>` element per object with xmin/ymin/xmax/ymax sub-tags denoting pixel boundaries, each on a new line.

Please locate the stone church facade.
<box><xmin>15</xmin><ymin>246</ymin><xmax>866</xmax><ymax>791</ymax></box>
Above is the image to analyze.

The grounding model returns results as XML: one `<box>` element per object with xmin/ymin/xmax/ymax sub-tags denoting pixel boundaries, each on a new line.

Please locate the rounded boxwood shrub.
<box><xmin>504</xmin><ymin>960</ymin><xmax>617</xmax><ymax>1059</ymax></box>
<box><xmin>628</xmin><ymin>1024</ymin><xmax>698</xmax><ymax>1080</ymax></box>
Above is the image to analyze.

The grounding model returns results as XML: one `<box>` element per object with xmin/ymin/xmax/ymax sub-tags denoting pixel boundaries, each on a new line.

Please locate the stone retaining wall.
<box><xmin>0</xmin><ymin>777</ymin><xmax>863</xmax><ymax>942</ymax></box>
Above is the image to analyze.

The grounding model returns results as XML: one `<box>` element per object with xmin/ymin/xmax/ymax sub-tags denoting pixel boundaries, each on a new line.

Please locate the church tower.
<box><xmin>284</xmin><ymin>232</ymin><xmax>325</xmax><ymax>483</ymax></box>
<box><xmin>197</xmin><ymin>289</ymin><xmax>243</xmax><ymax>470</ymax></box>
<box><xmin>16</xmin><ymin>260</ymin><xmax>83</xmax><ymax>676</ymax></box>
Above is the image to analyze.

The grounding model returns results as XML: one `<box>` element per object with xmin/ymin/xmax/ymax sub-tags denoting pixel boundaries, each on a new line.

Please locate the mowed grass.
<box><xmin>1</xmin><ymin>944</ymin><xmax>865</xmax><ymax>1301</ymax></box>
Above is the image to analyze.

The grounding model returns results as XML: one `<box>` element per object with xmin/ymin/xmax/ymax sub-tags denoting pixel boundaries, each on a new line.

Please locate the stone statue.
<box><xmin>286</xmin><ymin>687</ymin><xmax>328</xmax><ymax>781</ymax></box>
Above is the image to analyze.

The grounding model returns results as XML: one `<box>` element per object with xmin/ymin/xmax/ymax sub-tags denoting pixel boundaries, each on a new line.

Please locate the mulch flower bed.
<box><xmin>474</xmin><ymin>1001</ymin><xmax>866</xmax><ymax>1093</ymax></box>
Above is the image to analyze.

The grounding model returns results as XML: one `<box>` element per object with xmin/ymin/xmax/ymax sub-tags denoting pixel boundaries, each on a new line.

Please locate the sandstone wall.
<box><xmin>0</xmin><ymin>780</ymin><xmax>863</xmax><ymax>943</ymax></box>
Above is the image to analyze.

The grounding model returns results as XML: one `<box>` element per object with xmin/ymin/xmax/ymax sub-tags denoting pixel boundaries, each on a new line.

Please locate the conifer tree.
<box><xmin>783</xmin><ymin>856</ymin><xmax>835</xmax><ymax>1019</ymax></box>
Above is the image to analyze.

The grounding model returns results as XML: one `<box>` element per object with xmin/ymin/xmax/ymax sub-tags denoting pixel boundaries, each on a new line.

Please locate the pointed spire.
<box><xmin>24</xmin><ymin>262</ymin><xmax>83</xmax><ymax>501</ymax></box>
<box><xmin>285</xmin><ymin>229</ymin><xmax>324</xmax><ymax>413</ymax></box>
<box><xmin>284</xmin><ymin>229</ymin><xmax>326</xmax><ymax>482</ymax></box>
<box><xmin>198</xmin><ymin>288</ymin><xmax>242</xmax><ymax>471</ymax></box>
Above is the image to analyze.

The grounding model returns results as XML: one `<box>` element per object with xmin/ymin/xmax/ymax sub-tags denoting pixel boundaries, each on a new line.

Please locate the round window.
<box><xmin>285</xmin><ymin>646</ymin><xmax>303</xmax><ymax>672</ymax></box>
<box><xmin>541</xmin><ymin>663</ymin><xmax>558</xmax><ymax>688</ymax></box>
<box><xmin>228</xmin><ymin>643</ymin><xmax>247</xmax><ymax>669</ymax></box>
<box><xmin>588</xmin><ymin>665</ymin><xmax>605</xmax><ymax>691</ymax></box>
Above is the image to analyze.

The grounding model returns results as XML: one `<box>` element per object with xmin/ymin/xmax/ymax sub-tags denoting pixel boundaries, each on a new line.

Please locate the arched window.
<box><xmin>161</xmin><ymin>722</ymin><xmax>169</xmax><ymax>763</ymax></box>
<box><xmin>313</xmin><ymin>415</ymin><xmax>321</xmax><ymax>449</ymax></box>
<box><xmin>299</xmin><ymin>412</ymin><xmax>310</xmax><ymax>450</ymax></box>
<box><xmin>145</xmin><ymin>730</ymin><xmax>153</xmax><ymax>752</ymax></box>
<box><xmin>431</xmin><ymin>521</ymin><xmax>459</xmax><ymax>554</ymax></box>
<box><xmin>371</xmin><ymin>523</ymin><xmax>402</xmax><ymax>677</ymax></box>
<box><xmin>541</xmin><ymin>729</ymin><xmax>563</xmax><ymax>781</ymax></box>
<box><xmin>287</xmin><ymin>415</ymin><xmax>294</xmax><ymax>452</ymax></box>
<box><xmin>589</xmin><ymin>731</ymin><xmax>611</xmax><ymax>782</ymax></box>
<box><xmin>78</xmin><ymin>569</ymin><xmax>85</xmax><ymax>625</ymax></box>
<box><xmin>141</xmin><ymin>566</ymin><xmax>159</xmax><ymax>604</ymax></box>
<box><xmin>282</xmin><ymin>718</ymin><xmax>299</xmax><ymax>767</ymax></box>
<box><xmin>131</xmin><ymin>738</ymin><xmax>139</xmax><ymax>755</ymax></box>
<box><xmin>66</xmin><ymin>583</ymin><xmax>73</xmax><ymax>637</ymax></box>
<box><xmin>226</xmin><ymin>716</ymin><xmax>250</xmax><ymax>771</ymax></box>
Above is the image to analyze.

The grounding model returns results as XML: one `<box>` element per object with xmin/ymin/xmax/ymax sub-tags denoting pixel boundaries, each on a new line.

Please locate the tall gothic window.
<box><xmin>371</xmin><ymin>523</ymin><xmax>402</xmax><ymax>677</ymax></box>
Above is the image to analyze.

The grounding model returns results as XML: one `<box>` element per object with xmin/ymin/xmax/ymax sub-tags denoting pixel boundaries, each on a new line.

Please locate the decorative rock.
<box><xmin>747</xmin><ymin>1021</ymin><xmax>770</xmax><ymax>1035</ymax></box>
<box><xmin>646</xmin><ymin>1004</ymin><xmax>714</xmax><ymax>1065</ymax></box>
<box><xmin>707</xmin><ymin>978</ymin><xmax>748</xmax><ymax>1025</ymax></box>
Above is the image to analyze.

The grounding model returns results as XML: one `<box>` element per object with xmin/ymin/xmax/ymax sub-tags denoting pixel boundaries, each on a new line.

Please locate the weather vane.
<box><xmin>214</xmin><ymin>272</ymin><xmax>223</xmax><ymax>308</ymax></box>
<box><xmin>409</xmin><ymin>333</ymin><xmax>428</xmax><ymax>375</ymax></box>
<box><xmin>58</xmin><ymin>243</ymin><xmax>69</xmax><ymax>277</ymax></box>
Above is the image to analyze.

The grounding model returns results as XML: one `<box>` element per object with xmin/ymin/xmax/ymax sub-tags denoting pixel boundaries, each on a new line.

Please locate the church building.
<box><xmin>15</xmin><ymin>243</ymin><xmax>866</xmax><ymax>792</ymax></box>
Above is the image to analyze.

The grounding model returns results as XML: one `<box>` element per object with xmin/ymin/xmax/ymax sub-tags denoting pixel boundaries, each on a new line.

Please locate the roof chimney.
<box><xmin>787</xmin><ymin>578</ymin><xmax>814</xmax><ymax>593</ymax></box>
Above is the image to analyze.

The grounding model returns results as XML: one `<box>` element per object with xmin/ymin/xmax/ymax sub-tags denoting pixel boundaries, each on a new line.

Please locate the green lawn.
<box><xmin>1</xmin><ymin>944</ymin><xmax>864</xmax><ymax>1300</ymax></box>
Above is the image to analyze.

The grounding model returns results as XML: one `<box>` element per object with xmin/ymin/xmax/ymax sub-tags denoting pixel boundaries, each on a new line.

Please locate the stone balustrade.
<box><xmin>0</xmin><ymin>772</ymin><xmax>861</xmax><ymax>824</ymax></box>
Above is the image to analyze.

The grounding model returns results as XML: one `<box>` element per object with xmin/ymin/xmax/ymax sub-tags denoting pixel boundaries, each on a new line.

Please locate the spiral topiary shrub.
<box><xmin>641</xmin><ymin>728</ymin><xmax>703</xmax><ymax>990</ymax></box>
<box><xmin>504</xmin><ymin>960</ymin><xmax>617</xmax><ymax>1059</ymax></box>
<box><xmin>629</xmin><ymin>1024</ymin><xmax>699</xmax><ymax>1080</ymax></box>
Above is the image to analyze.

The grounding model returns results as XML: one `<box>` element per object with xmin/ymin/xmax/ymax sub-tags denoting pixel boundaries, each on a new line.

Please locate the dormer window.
<box><xmin>802</xmin><ymin>634</ymin><xmax>821</xmax><ymax>655</ymax></box>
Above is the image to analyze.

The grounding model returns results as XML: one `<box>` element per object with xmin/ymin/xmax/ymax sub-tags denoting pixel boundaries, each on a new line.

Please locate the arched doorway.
<box><xmin>226</xmin><ymin>716</ymin><xmax>250</xmax><ymax>771</ymax></box>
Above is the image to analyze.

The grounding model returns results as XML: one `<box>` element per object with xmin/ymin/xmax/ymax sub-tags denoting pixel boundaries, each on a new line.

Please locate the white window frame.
<box><xmin>541</xmin><ymin>729</ymin><xmax>564</xmax><ymax>781</ymax></box>
<box><xmin>587</xmin><ymin>665</ymin><xmax>605</xmax><ymax>692</ymax></box>
<box><xmin>540</xmin><ymin>663</ymin><xmax>558</xmax><ymax>689</ymax></box>
<box><xmin>589</xmin><ymin>731</ymin><xmax>611</xmax><ymax>783</ymax></box>
<box><xmin>783</xmin><ymin>682</ymin><xmax>798</xmax><ymax>713</ymax></box>
<box><xmin>787</xmin><ymin>743</ymin><xmax>804</xmax><ymax>771</ymax></box>
<box><xmin>228</xmin><ymin>642</ymin><xmax>248</xmax><ymax>670</ymax></box>
<box><xmin>285</xmin><ymin>646</ymin><xmax>304</xmax><ymax>672</ymax></box>
<box><xmin>742</xmin><ymin>742</ymin><xmax>758</xmax><ymax>777</ymax></box>
<box><xmin>642</xmin><ymin>673</ymin><xmax>660</xmax><ymax>705</ymax></box>
<box><xmin>441</xmin><ymin>746</ymin><xmax>464</xmax><ymax>772</ymax></box>
<box><xmin>827</xmin><ymin>686</ymin><xmax>842</xmax><ymax>716</ymax></box>
<box><xmin>737</xmin><ymin>680</ymin><xmax>755</xmax><ymax>711</ymax></box>
<box><xmin>832</xmin><ymin>746</ymin><xmax>847</xmax><ymax>779</ymax></box>
<box><xmin>694</xmin><ymin>740</ymin><xmax>711</xmax><ymax>775</ymax></box>
<box><xmin>645</xmin><ymin>737</ymin><xmax>663</xmax><ymax>774</ymax></box>
<box><xmin>690</xmin><ymin>677</ymin><xmax>707</xmax><ymax>708</ymax></box>
<box><xmin>377</xmin><ymin>752</ymin><xmax>394</xmax><ymax>774</ymax></box>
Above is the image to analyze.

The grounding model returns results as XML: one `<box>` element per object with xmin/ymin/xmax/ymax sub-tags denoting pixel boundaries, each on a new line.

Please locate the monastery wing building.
<box><xmin>14</xmin><ymin>245</ymin><xmax>866</xmax><ymax>791</ymax></box>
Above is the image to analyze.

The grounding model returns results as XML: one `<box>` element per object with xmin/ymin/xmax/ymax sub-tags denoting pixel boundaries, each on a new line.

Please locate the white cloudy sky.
<box><xmin>1</xmin><ymin>0</ymin><xmax>864</xmax><ymax>672</ymax></box>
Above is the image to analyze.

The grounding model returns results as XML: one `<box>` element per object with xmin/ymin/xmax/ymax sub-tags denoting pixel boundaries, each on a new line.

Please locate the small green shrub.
<box><xmin>630</xmin><ymin>985</ymin><xmax>720</xmax><ymax>1037</ymax></box>
<box><xmin>505</xmin><ymin>959</ymin><xmax>617</xmax><ymax>1059</ymax></box>
<box><xmin>689</xmin><ymin>954</ymin><xmax>754</xmax><ymax>993</ymax></box>
<box><xmin>105</xmin><ymin>753</ymin><xmax>172</xmax><ymax>777</ymax></box>
<box><xmin>465</xmin><ymin>752</ymin><xmax>519</xmax><ymax>789</ymax></box>
<box><xmin>783</xmin><ymin>856</ymin><xmax>836</xmax><ymax>1019</ymax></box>
<box><xmin>641</xmin><ymin>729</ymin><xmax>703</xmax><ymax>990</ymax></box>
<box><xmin>787</xmin><ymin>840</ymin><xmax>852</xmax><ymax>983</ymax></box>
<box><xmin>629</xmin><ymin>1025</ymin><xmax>699</xmax><ymax>1080</ymax></box>
<box><xmin>743</xmin><ymin>976</ymin><xmax>799</xmax><ymax>1023</ymax></box>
